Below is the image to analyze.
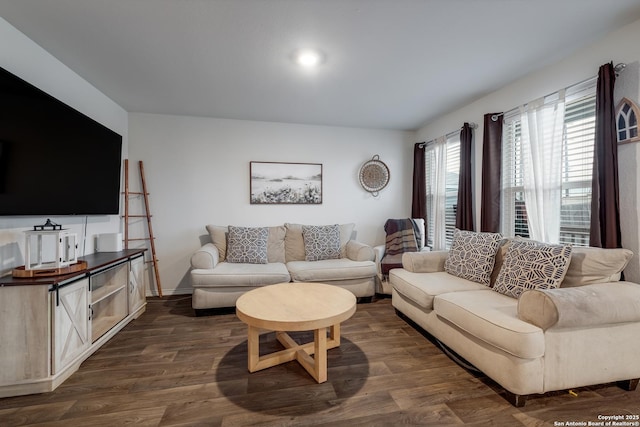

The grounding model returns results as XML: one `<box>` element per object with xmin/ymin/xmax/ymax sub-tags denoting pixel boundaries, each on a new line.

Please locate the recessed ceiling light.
<box><xmin>295</xmin><ymin>49</ymin><xmax>323</xmax><ymax>68</ymax></box>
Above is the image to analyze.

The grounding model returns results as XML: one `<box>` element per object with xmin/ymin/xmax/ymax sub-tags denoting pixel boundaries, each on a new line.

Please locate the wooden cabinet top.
<box><xmin>0</xmin><ymin>249</ymin><xmax>146</xmax><ymax>286</ymax></box>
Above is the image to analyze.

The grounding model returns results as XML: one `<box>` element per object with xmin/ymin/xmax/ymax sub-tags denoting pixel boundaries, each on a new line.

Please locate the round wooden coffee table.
<box><xmin>236</xmin><ymin>282</ymin><xmax>357</xmax><ymax>383</ymax></box>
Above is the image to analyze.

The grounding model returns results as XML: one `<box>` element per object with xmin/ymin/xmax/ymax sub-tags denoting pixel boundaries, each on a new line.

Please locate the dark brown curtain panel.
<box><xmin>455</xmin><ymin>123</ymin><xmax>474</xmax><ymax>231</ymax></box>
<box><xmin>590</xmin><ymin>62</ymin><xmax>622</xmax><ymax>248</ymax></box>
<box><xmin>411</xmin><ymin>142</ymin><xmax>427</xmax><ymax>229</ymax></box>
<box><xmin>480</xmin><ymin>113</ymin><xmax>503</xmax><ymax>232</ymax></box>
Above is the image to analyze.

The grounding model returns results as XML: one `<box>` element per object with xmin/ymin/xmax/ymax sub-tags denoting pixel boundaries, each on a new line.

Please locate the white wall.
<box><xmin>128</xmin><ymin>113</ymin><xmax>415</xmax><ymax>295</ymax></box>
<box><xmin>615</xmin><ymin>61</ymin><xmax>640</xmax><ymax>283</ymax></box>
<box><xmin>416</xmin><ymin>17</ymin><xmax>640</xmax><ymax>282</ymax></box>
<box><xmin>0</xmin><ymin>18</ymin><xmax>128</xmax><ymax>276</ymax></box>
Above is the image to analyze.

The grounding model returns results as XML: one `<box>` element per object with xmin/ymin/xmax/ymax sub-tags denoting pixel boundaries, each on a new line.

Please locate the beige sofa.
<box><xmin>390</xmin><ymin>232</ymin><xmax>640</xmax><ymax>406</ymax></box>
<box><xmin>191</xmin><ymin>223</ymin><xmax>377</xmax><ymax>311</ymax></box>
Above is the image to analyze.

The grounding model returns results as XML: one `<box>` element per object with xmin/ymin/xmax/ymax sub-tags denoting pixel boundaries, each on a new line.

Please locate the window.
<box><xmin>616</xmin><ymin>97</ymin><xmax>640</xmax><ymax>143</ymax></box>
<box><xmin>425</xmin><ymin>133</ymin><xmax>460</xmax><ymax>249</ymax></box>
<box><xmin>501</xmin><ymin>79</ymin><xmax>596</xmax><ymax>246</ymax></box>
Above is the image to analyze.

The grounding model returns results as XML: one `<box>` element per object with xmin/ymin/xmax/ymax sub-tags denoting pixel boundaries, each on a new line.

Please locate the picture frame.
<box><xmin>250</xmin><ymin>161</ymin><xmax>323</xmax><ymax>204</ymax></box>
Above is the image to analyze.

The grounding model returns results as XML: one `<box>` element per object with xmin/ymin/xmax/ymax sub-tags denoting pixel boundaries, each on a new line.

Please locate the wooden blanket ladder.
<box><xmin>123</xmin><ymin>159</ymin><xmax>163</xmax><ymax>297</ymax></box>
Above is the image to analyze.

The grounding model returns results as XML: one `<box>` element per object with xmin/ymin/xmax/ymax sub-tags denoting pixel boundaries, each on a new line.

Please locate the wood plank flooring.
<box><xmin>0</xmin><ymin>295</ymin><xmax>638</xmax><ymax>426</ymax></box>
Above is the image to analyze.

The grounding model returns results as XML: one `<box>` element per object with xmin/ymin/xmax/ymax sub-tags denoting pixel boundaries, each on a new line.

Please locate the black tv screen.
<box><xmin>0</xmin><ymin>66</ymin><xmax>122</xmax><ymax>216</ymax></box>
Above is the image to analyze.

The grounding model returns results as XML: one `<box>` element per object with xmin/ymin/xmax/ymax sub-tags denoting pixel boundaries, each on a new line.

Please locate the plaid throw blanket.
<box><xmin>384</xmin><ymin>218</ymin><xmax>419</xmax><ymax>255</ymax></box>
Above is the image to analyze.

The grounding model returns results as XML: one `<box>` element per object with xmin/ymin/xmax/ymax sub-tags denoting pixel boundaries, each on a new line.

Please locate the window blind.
<box><xmin>501</xmin><ymin>78</ymin><xmax>596</xmax><ymax>245</ymax></box>
<box><xmin>560</xmin><ymin>83</ymin><xmax>596</xmax><ymax>245</ymax></box>
<box><xmin>425</xmin><ymin>147</ymin><xmax>436</xmax><ymax>247</ymax></box>
<box><xmin>444</xmin><ymin>138</ymin><xmax>460</xmax><ymax>245</ymax></box>
<box><xmin>425</xmin><ymin>133</ymin><xmax>460</xmax><ymax>249</ymax></box>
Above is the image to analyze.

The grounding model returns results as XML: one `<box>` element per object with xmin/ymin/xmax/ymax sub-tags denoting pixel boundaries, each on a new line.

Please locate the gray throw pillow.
<box><xmin>226</xmin><ymin>226</ymin><xmax>269</xmax><ymax>264</ymax></box>
<box><xmin>444</xmin><ymin>229</ymin><xmax>504</xmax><ymax>286</ymax></box>
<box><xmin>493</xmin><ymin>239</ymin><xmax>572</xmax><ymax>298</ymax></box>
<box><xmin>302</xmin><ymin>224</ymin><xmax>341</xmax><ymax>261</ymax></box>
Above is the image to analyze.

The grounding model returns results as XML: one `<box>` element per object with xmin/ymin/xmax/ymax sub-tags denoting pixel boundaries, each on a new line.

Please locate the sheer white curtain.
<box><xmin>432</xmin><ymin>136</ymin><xmax>448</xmax><ymax>250</ymax></box>
<box><xmin>521</xmin><ymin>90</ymin><xmax>566</xmax><ymax>243</ymax></box>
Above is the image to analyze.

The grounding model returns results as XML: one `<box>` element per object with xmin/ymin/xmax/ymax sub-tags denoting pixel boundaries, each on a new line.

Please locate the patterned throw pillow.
<box><xmin>302</xmin><ymin>224</ymin><xmax>341</xmax><ymax>261</ymax></box>
<box><xmin>226</xmin><ymin>226</ymin><xmax>269</xmax><ymax>264</ymax></box>
<box><xmin>444</xmin><ymin>229</ymin><xmax>504</xmax><ymax>286</ymax></box>
<box><xmin>493</xmin><ymin>239</ymin><xmax>573</xmax><ymax>298</ymax></box>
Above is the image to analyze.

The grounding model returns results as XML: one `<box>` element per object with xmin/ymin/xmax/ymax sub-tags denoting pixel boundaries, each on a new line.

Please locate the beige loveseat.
<box><xmin>191</xmin><ymin>223</ymin><xmax>377</xmax><ymax>311</ymax></box>
<box><xmin>390</xmin><ymin>231</ymin><xmax>640</xmax><ymax>406</ymax></box>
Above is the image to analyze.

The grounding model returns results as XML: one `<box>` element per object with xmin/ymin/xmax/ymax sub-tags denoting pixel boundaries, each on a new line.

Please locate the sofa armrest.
<box><xmin>373</xmin><ymin>244</ymin><xmax>385</xmax><ymax>277</ymax></box>
<box><xmin>518</xmin><ymin>281</ymin><xmax>640</xmax><ymax>330</ymax></box>
<box><xmin>346</xmin><ymin>240</ymin><xmax>375</xmax><ymax>262</ymax></box>
<box><xmin>373</xmin><ymin>244</ymin><xmax>385</xmax><ymax>262</ymax></box>
<box><xmin>401</xmin><ymin>250</ymin><xmax>448</xmax><ymax>273</ymax></box>
<box><xmin>190</xmin><ymin>243</ymin><xmax>220</xmax><ymax>269</ymax></box>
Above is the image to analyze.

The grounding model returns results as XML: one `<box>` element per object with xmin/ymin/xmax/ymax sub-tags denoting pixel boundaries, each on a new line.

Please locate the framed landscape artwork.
<box><xmin>250</xmin><ymin>161</ymin><xmax>322</xmax><ymax>204</ymax></box>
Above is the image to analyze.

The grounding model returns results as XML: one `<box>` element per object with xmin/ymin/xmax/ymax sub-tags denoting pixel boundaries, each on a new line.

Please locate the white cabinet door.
<box><xmin>0</xmin><ymin>286</ymin><xmax>50</xmax><ymax>385</ymax></box>
<box><xmin>128</xmin><ymin>255</ymin><xmax>146</xmax><ymax>314</ymax></box>
<box><xmin>52</xmin><ymin>278</ymin><xmax>90</xmax><ymax>375</ymax></box>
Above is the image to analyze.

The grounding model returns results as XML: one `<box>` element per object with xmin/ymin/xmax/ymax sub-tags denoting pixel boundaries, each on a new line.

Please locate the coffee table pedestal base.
<box><xmin>247</xmin><ymin>324</ymin><xmax>341</xmax><ymax>383</ymax></box>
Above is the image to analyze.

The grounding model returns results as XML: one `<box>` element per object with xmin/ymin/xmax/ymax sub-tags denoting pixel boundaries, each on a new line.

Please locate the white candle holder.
<box><xmin>24</xmin><ymin>229</ymin><xmax>78</xmax><ymax>271</ymax></box>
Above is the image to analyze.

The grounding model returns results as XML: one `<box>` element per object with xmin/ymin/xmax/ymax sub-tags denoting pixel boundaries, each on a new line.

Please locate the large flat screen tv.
<box><xmin>0</xmin><ymin>66</ymin><xmax>122</xmax><ymax>216</ymax></box>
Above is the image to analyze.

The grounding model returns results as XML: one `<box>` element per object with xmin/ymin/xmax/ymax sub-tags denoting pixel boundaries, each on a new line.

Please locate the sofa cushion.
<box><xmin>226</xmin><ymin>226</ymin><xmax>269</xmax><ymax>264</ymax></box>
<box><xmin>490</xmin><ymin>239</ymin><xmax>511</xmax><ymax>287</ymax></box>
<box><xmin>434</xmin><ymin>290</ymin><xmax>545</xmax><ymax>359</ymax></box>
<box><xmin>206</xmin><ymin>225</ymin><xmax>286</xmax><ymax>263</ymax></box>
<box><xmin>285</xmin><ymin>223</ymin><xmax>354</xmax><ymax>262</ymax></box>
<box><xmin>518</xmin><ymin>281</ymin><xmax>640</xmax><ymax>330</ymax></box>
<box><xmin>561</xmin><ymin>246</ymin><xmax>633</xmax><ymax>288</ymax></box>
<box><xmin>207</xmin><ymin>224</ymin><xmax>229</xmax><ymax>262</ymax></box>
<box><xmin>190</xmin><ymin>262</ymin><xmax>290</xmax><ymax>287</ymax></box>
<box><xmin>267</xmin><ymin>226</ymin><xmax>287</xmax><ymax>263</ymax></box>
<box><xmin>302</xmin><ymin>224</ymin><xmax>341</xmax><ymax>261</ymax></box>
<box><xmin>444</xmin><ymin>229</ymin><xmax>503</xmax><ymax>286</ymax></box>
<box><xmin>286</xmin><ymin>258</ymin><xmax>376</xmax><ymax>282</ymax></box>
<box><xmin>493</xmin><ymin>240</ymin><xmax>572</xmax><ymax>299</ymax></box>
<box><xmin>389</xmin><ymin>269</ymin><xmax>488</xmax><ymax>310</ymax></box>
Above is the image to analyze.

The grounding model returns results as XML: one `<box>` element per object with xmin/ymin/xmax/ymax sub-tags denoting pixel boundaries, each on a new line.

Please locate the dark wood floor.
<box><xmin>1</xmin><ymin>295</ymin><xmax>638</xmax><ymax>426</ymax></box>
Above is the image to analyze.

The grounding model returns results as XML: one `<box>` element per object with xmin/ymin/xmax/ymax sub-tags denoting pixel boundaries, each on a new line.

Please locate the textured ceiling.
<box><xmin>2</xmin><ymin>0</ymin><xmax>640</xmax><ymax>130</ymax></box>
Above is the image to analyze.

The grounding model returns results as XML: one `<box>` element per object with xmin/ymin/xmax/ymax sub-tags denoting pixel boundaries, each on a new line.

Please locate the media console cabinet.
<box><xmin>0</xmin><ymin>249</ymin><xmax>147</xmax><ymax>398</ymax></box>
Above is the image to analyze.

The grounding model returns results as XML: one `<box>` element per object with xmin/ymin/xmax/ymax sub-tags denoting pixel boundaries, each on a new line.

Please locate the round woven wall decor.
<box><xmin>358</xmin><ymin>155</ymin><xmax>390</xmax><ymax>197</ymax></box>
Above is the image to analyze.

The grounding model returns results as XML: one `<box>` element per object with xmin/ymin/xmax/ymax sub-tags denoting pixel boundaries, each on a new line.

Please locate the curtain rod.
<box><xmin>491</xmin><ymin>75</ymin><xmax>595</xmax><ymax>122</ymax></box>
<box><xmin>491</xmin><ymin>62</ymin><xmax>628</xmax><ymax>122</ymax></box>
<box><xmin>418</xmin><ymin>122</ymin><xmax>477</xmax><ymax>148</ymax></box>
<box><xmin>615</xmin><ymin>62</ymin><xmax>627</xmax><ymax>76</ymax></box>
